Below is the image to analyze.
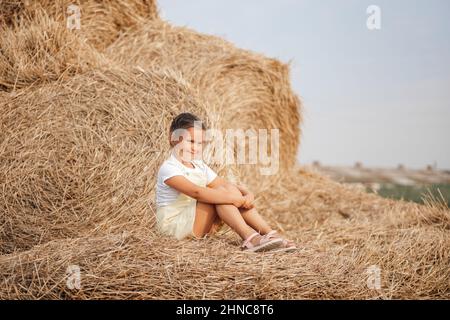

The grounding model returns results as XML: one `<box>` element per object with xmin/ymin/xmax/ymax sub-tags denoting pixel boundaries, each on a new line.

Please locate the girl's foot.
<box><xmin>241</xmin><ymin>232</ymin><xmax>283</xmax><ymax>252</ymax></box>
<box><xmin>261</xmin><ymin>230</ymin><xmax>297</xmax><ymax>252</ymax></box>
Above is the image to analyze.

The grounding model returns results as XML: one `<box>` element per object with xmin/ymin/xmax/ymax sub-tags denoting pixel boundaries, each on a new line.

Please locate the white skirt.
<box><xmin>156</xmin><ymin>192</ymin><xmax>197</xmax><ymax>240</ymax></box>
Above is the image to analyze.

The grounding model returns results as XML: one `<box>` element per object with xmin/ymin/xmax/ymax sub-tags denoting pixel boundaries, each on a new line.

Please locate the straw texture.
<box><xmin>0</xmin><ymin>0</ymin><xmax>448</xmax><ymax>299</ymax></box>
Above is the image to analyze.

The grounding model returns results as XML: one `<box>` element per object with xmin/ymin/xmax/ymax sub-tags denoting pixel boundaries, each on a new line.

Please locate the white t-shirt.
<box><xmin>155</xmin><ymin>152</ymin><xmax>218</xmax><ymax>207</ymax></box>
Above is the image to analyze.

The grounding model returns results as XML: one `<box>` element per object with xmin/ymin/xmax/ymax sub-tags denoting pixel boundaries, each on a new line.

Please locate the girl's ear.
<box><xmin>169</xmin><ymin>130</ymin><xmax>175</xmax><ymax>147</ymax></box>
<box><xmin>169</xmin><ymin>138</ymin><xmax>180</xmax><ymax>148</ymax></box>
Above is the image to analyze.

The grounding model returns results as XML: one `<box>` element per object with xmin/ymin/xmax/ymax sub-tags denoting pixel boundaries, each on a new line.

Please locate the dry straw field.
<box><xmin>0</xmin><ymin>1</ymin><xmax>449</xmax><ymax>299</ymax></box>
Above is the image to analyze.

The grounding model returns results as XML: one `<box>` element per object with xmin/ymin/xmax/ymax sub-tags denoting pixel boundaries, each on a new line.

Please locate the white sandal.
<box><xmin>241</xmin><ymin>232</ymin><xmax>283</xmax><ymax>252</ymax></box>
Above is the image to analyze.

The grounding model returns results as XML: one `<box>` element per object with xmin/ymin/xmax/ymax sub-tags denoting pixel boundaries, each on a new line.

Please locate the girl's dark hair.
<box><xmin>169</xmin><ymin>113</ymin><xmax>206</xmax><ymax>146</ymax></box>
<box><xmin>169</xmin><ymin>112</ymin><xmax>206</xmax><ymax>133</ymax></box>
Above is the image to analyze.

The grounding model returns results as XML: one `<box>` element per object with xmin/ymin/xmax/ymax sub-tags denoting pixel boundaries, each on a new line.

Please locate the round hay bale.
<box><xmin>0</xmin><ymin>66</ymin><xmax>208</xmax><ymax>253</ymax></box>
<box><xmin>107</xmin><ymin>20</ymin><xmax>302</xmax><ymax>191</ymax></box>
<box><xmin>0</xmin><ymin>12</ymin><xmax>105</xmax><ymax>91</ymax></box>
<box><xmin>0</xmin><ymin>0</ymin><xmax>159</xmax><ymax>50</ymax></box>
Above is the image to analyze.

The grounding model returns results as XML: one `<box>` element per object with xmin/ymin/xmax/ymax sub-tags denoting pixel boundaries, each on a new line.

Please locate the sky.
<box><xmin>158</xmin><ymin>0</ymin><xmax>450</xmax><ymax>170</ymax></box>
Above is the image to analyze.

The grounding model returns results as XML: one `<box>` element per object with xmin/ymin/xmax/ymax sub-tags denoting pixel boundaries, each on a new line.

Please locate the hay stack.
<box><xmin>0</xmin><ymin>0</ymin><xmax>449</xmax><ymax>299</ymax></box>
<box><xmin>0</xmin><ymin>65</ymin><xmax>210</xmax><ymax>253</ymax></box>
<box><xmin>0</xmin><ymin>12</ymin><xmax>105</xmax><ymax>91</ymax></box>
<box><xmin>0</xmin><ymin>0</ymin><xmax>158</xmax><ymax>90</ymax></box>
<box><xmin>1</xmin><ymin>2</ymin><xmax>300</xmax><ymax>190</ymax></box>
<box><xmin>107</xmin><ymin>20</ymin><xmax>302</xmax><ymax>190</ymax></box>
<box><xmin>0</xmin><ymin>0</ymin><xmax>158</xmax><ymax>49</ymax></box>
<box><xmin>0</xmin><ymin>1</ymin><xmax>301</xmax><ymax>252</ymax></box>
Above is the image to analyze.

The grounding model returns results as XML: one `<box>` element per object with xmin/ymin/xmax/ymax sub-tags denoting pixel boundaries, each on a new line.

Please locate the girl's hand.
<box><xmin>242</xmin><ymin>194</ymin><xmax>255</xmax><ymax>209</ymax></box>
<box><xmin>236</xmin><ymin>183</ymin><xmax>255</xmax><ymax>207</ymax></box>
<box><xmin>232</xmin><ymin>195</ymin><xmax>246</xmax><ymax>208</ymax></box>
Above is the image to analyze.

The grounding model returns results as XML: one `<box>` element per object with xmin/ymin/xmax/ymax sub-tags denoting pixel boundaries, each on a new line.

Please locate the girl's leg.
<box><xmin>239</xmin><ymin>204</ymin><xmax>296</xmax><ymax>248</ymax></box>
<box><xmin>213</xmin><ymin>184</ymin><xmax>295</xmax><ymax>248</ymax></box>
<box><xmin>212</xmin><ymin>185</ymin><xmax>261</xmax><ymax>241</ymax></box>
<box><xmin>238</xmin><ymin>207</ymin><xmax>273</xmax><ymax>235</ymax></box>
<box><xmin>215</xmin><ymin>205</ymin><xmax>255</xmax><ymax>240</ymax></box>
<box><xmin>193</xmin><ymin>201</ymin><xmax>219</xmax><ymax>238</ymax></box>
<box><xmin>194</xmin><ymin>185</ymin><xmax>271</xmax><ymax>245</ymax></box>
<box><xmin>220</xmin><ymin>183</ymin><xmax>274</xmax><ymax>235</ymax></box>
<box><xmin>194</xmin><ymin>198</ymin><xmax>258</xmax><ymax>241</ymax></box>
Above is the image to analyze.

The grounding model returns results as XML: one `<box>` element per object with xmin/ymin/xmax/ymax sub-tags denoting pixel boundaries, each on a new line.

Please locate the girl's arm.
<box><xmin>208</xmin><ymin>176</ymin><xmax>255</xmax><ymax>209</ymax></box>
<box><xmin>235</xmin><ymin>183</ymin><xmax>251</xmax><ymax>196</ymax></box>
<box><xmin>235</xmin><ymin>183</ymin><xmax>255</xmax><ymax>209</ymax></box>
<box><xmin>165</xmin><ymin>176</ymin><xmax>245</xmax><ymax>207</ymax></box>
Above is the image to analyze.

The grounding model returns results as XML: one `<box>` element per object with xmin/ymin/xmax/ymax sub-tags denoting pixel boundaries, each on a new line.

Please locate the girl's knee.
<box><xmin>215</xmin><ymin>183</ymin><xmax>240</xmax><ymax>195</ymax></box>
<box><xmin>227</xmin><ymin>184</ymin><xmax>242</xmax><ymax>197</ymax></box>
<box><xmin>213</xmin><ymin>184</ymin><xmax>228</xmax><ymax>191</ymax></box>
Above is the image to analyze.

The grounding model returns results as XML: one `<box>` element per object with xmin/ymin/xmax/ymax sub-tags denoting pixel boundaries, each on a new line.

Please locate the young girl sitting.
<box><xmin>155</xmin><ymin>112</ymin><xmax>296</xmax><ymax>252</ymax></box>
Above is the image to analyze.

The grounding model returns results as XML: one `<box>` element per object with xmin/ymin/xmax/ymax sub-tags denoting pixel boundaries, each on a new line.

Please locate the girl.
<box><xmin>155</xmin><ymin>112</ymin><xmax>296</xmax><ymax>252</ymax></box>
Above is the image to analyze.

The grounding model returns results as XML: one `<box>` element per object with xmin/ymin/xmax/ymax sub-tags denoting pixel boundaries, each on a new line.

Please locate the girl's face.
<box><xmin>172</xmin><ymin>126</ymin><xmax>205</xmax><ymax>161</ymax></box>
